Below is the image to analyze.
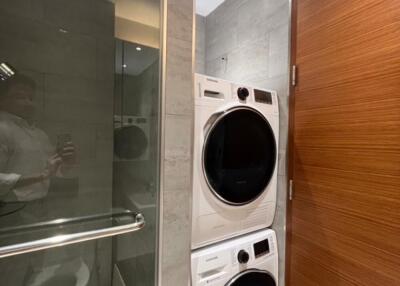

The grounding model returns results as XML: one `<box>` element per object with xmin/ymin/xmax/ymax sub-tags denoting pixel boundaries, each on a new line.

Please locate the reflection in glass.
<box><xmin>112</xmin><ymin>40</ymin><xmax>160</xmax><ymax>286</ymax></box>
<box><xmin>0</xmin><ymin>0</ymin><xmax>161</xmax><ymax>285</ymax></box>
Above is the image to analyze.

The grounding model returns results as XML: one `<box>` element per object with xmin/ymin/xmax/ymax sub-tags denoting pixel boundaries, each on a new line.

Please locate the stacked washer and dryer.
<box><xmin>191</xmin><ymin>74</ymin><xmax>280</xmax><ymax>286</ymax></box>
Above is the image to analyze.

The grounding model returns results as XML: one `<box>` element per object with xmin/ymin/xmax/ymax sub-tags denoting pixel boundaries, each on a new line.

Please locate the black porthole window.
<box><xmin>203</xmin><ymin>107</ymin><xmax>276</xmax><ymax>205</ymax></box>
<box><xmin>114</xmin><ymin>126</ymin><xmax>148</xmax><ymax>160</ymax></box>
<box><xmin>226</xmin><ymin>270</ymin><xmax>276</xmax><ymax>286</ymax></box>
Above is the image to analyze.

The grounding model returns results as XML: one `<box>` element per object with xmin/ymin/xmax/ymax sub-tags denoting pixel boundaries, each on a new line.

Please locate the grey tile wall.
<box><xmin>160</xmin><ymin>0</ymin><xmax>194</xmax><ymax>285</ymax></box>
<box><xmin>195</xmin><ymin>1</ymin><xmax>290</xmax><ymax>285</ymax></box>
<box><xmin>195</xmin><ymin>15</ymin><xmax>206</xmax><ymax>74</ymax></box>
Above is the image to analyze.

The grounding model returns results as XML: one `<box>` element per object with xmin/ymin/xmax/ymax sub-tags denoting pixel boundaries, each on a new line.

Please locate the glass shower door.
<box><xmin>0</xmin><ymin>0</ymin><xmax>161</xmax><ymax>285</ymax></box>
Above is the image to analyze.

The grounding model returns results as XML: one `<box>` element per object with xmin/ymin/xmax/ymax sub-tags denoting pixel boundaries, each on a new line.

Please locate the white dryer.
<box><xmin>113</xmin><ymin>115</ymin><xmax>150</xmax><ymax>161</ymax></box>
<box><xmin>192</xmin><ymin>74</ymin><xmax>279</xmax><ymax>249</ymax></box>
<box><xmin>191</xmin><ymin>229</ymin><xmax>278</xmax><ymax>286</ymax></box>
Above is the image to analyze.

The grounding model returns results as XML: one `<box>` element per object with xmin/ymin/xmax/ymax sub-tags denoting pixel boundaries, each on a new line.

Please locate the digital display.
<box><xmin>253</xmin><ymin>239</ymin><xmax>270</xmax><ymax>258</ymax></box>
<box><xmin>254</xmin><ymin>89</ymin><xmax>272</xmax><ymax>104</ymax></box>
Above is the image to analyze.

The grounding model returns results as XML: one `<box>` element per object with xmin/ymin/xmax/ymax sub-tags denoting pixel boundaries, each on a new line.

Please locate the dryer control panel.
<box><xmin>195</xmin><ymin>74</ymin><xmax>279</xmax><ymax>115</ymax></box>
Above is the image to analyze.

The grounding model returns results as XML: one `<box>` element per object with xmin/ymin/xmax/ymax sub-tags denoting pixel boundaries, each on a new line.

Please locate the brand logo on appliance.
<box><xmin>205</xmin><ymin>256</ymin><xmax>219</xmax><ymax>262</ymax></box>
<box><xmin>206</xmin><ymin>78</ymin><xmax>219</xmax><ymax>83</ymax></box>
<box><xmin>212</xmin><ymin>224</ymin><xmax>225</xmax><ymax>230</ymax></box>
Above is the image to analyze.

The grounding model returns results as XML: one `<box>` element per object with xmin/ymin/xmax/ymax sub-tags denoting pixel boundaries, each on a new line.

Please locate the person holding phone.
<box><xmin>0</xmin><ymin>74</ymin><xmax>79</xmax><ymax>286</ymax></box>
<box><xmin>0</xmin><ymin>74</ymin><xmax>76</xmax><ymax>203</ymax></box>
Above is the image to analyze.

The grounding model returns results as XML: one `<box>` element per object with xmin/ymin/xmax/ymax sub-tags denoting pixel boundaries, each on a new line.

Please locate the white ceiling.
<box><xmin>196</xmin><ymin>0</ymin><xmax>225</xmax><ymax>16</ymax></box>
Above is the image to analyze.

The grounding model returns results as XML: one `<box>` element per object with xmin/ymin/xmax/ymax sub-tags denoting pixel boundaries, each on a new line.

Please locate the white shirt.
<box><xmin>0</xmin><ymin>111</ymin><xmax>53</xmax><ymax>201</ymax></box>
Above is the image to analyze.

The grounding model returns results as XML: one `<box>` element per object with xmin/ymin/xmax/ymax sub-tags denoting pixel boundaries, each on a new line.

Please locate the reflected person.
<box><xmin>0</xmin><ymin>74</ymin><xmax>76</xmax><ymax>220</ymax></box>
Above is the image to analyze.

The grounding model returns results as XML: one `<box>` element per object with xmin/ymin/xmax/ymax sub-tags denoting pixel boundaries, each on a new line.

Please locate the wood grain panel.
<box><xmin>297</xmin><ymin>0</ymin><xmax>400</xmax><ymax>58</ymax></box>
<box><xmin>294</xmin><ymin>75</ymin><xmax>400</xmax><ymax>111</ymax></box>
<box><xmin>292</xmin><ymin>199</ymin><xmax>400</xmax><ymax>257</ymax></box>
<box><xmin>291</xmin><ymin>248</ymin><xmax>360</xmax><ymax>286</ymax></box>
<box><xmin>294</xmin><ymin>180</ymin><xmax>400</xmax><ymax>228</ymax></box>
<box><xmin>290</xmin><ymin>270</ymin><xmax>320</xmax><ymax>286</ymax></box>
<box><xmin>288</xmin><ymin>0</ymin><xmax>400</xmax><ymax>285</ymax></box>
<box><xmin>295</xmin><ymin>121</ymin><xmax>400</xmax><ymax>150</ymax></box>
<box><xmin>291</xmin><ymin>233</ymin><xmax>399</xmax><ymax>286</ymax></box>
<box><xmin>295</xmin><ymin>98</ymin><xmax>400</xmax><ymax>149</ymax></box>
<box><xmin>295</xmin><ymin>147</ymin><xmax>400</xmax><ymax>176</ymax></box>
<box><xmin>295</xmin><ymin>98</ymin><xmax>400</xmax><ymax>126</ymax></box>
<box><xmin>293</xmin><ymin>165</ymin><xmax>399</xmax><ymax>200</ymax></box>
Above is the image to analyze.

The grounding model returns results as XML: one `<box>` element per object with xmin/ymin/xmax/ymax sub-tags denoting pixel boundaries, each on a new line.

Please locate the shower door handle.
<box><xmin>0</xmin><ymin>212</ymin><xmax>145</xmax><ymax>259</ymax></box>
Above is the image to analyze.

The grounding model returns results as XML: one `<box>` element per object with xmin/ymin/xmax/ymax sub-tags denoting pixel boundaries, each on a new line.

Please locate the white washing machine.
<box><xmin>192</xmin><ymin>74</ymin><xmax>279</xmax><ymax>249</ymax></box>
<box><xmin>114</xmin><ymin>115</ymin><xmax>150</xmax><ymax>161</ymax></box>
<box><xmin>191</xmin><ymin>229</ymin><xmax>278</xmax><ymax>286</ymax></box>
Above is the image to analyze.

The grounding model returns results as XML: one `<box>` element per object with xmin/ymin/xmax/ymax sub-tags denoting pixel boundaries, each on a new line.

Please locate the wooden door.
<box><xmin>287</xmin><ymin>0</ymin><xmax>400</xmax><ymax>285</ymax></box>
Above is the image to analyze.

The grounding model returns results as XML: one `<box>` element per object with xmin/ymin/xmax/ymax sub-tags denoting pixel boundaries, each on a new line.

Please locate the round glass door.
<box><xmin>203</xmin><ymin>107</ymin><xmax>277</xmax><ymax>205</ymax></box>
<box><xmin>226</xmin><ymin>270</ymin><xmax>276</xmax><ymax>286</ymax></box>
<box><xmin>114</xmin><ymin>125</ymin><xmax>148</xmax><ymax>160</ymax></box>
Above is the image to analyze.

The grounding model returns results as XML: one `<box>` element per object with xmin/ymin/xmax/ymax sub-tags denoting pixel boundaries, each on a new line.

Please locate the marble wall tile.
<box><xmin>164</xmin><ymin>115</ymin><xmax>193</xmax><ymax>160</ymax></box>
<box><xmin>162</xmin><ymin>258</ymin><xmax>190</xmax><ymax>286</ymax></box>
<box><xmin>195</xmin><ymin>15</ymin><xmax>206</xmax><ymax>74</ymax></box>
<box><xmin>161</xmin><ymin>103</ymin><xmax>193</xmax><ymax>286</ymax></box>
<box><xmin>160</xmin><ymin>0</ymin><xmax>194</xmax><ymax>285</ymax></box>
<box><xmin>165</xmin><ymin>38</ymin><xmax>194</xmax><ymax>116</ymax></box>
<box><xmin>269</xmin><ymin>52</ymin><xmax>289</xmax><ymax>78</ymax></box>
<box><xmin>205</xmin><ymin>1</ymin><xmax>290</xmax><ymax>88</ymax></box>
<box><xmin>164</xmin><ymin>158</ymin><xmax>192</xmax><ymax>192</ymax></box>
<box><xmin>162</xmin><ymin>188</ymin><xmax>191</xmax><ymax>261</ymax></box>
<box><xmin>269</xmin><ymin>24</ymin><xmax>290</xmax><ymax>57</ymax></box>
<box><xmin>167</xmin><ymin>0</ymin><xmax>193</xmax><ymax>43</ymax></box>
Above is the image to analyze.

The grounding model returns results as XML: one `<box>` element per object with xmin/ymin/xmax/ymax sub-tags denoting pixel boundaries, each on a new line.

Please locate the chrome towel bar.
<box><xmin>0</xmin><ymin>212</ymin><xmax>145</xmax><ymax>258</ymax></box>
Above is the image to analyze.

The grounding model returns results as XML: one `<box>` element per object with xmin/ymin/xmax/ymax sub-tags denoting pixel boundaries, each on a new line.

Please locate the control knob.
<box><xmin>237</xmin><ymin>87</ymin><xmax>249</xmax><ymax>101</ymax></box>
<box><xmin>237</xmin><ymin>250</ymin><xmax>250</xmax><ymax>264</ymax></box>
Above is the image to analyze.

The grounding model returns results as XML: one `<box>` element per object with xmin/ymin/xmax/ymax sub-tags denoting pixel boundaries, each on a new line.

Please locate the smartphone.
<box><xmin>56</xmin><ymin>133</ymin><xmax>72</xmax><ymax>153</ymax></box>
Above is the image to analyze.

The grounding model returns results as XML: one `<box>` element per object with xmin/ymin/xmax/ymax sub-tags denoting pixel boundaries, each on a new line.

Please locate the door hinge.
<box><xmin>291</xmin><ymin>65</ymin><xmax>297</xmax><ymax>87</ymax></box>
<box><xmin>289</xmin><ymin>179</ymin><xmax>294</xmax><ymax>201</ymax></box>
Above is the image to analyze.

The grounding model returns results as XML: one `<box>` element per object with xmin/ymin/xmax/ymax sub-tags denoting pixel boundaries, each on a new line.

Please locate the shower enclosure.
<box><xmin>0</xmin><ymin>0</ymin><xmax>162</xmax><ymax>285</ymax></box>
